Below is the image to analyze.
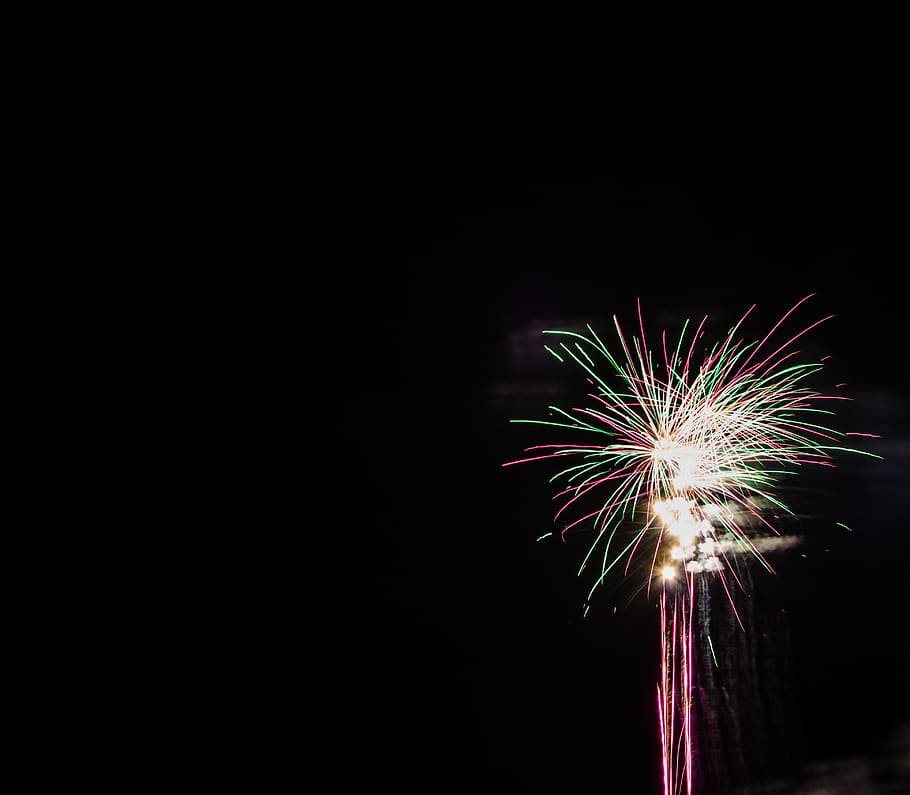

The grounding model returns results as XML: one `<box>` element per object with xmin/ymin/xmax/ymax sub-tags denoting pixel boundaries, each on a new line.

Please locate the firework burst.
<box><xmin>504</xmin><ymin>294</ymin><xmax>880</xmax><ymax>794</ymax></box>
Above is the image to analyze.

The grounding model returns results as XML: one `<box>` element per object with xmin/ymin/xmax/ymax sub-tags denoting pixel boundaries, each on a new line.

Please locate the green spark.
<box><xmin>707</xmin><ymin>634</ymin><xmax>719</xmax><ymax>668</ymax></box>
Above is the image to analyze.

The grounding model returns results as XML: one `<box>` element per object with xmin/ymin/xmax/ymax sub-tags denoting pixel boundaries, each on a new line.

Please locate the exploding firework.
<box><xmin>503</xmin><ymin>295</ymin><xmax>880</xmax><ymax>794</ymax></box>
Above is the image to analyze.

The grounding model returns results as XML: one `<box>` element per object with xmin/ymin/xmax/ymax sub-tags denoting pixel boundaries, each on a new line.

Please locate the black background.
<box><xmin>127</xmin><ymin>63</ymin><xmax>909</xmax><ymax>792</ymax></box>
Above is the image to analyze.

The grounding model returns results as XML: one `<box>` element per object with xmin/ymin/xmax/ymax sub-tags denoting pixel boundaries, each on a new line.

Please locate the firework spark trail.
<box><xmin>503</xmin><ymin>295</ymin><xmax>881</xmax><ymax>793</ymax></box>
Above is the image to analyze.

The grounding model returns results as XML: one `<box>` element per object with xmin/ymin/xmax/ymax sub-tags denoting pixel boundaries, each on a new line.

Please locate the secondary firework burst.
<box><xmin>503</xmin><ymin>294</ymin><xmax>880</xmax><ymax>794</ymax></box>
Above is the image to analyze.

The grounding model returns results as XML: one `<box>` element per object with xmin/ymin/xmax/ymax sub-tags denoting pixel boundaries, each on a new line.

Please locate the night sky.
<box><xmin>131</xmin><ymin>72</ymin><xmax>909</xmax><ymax>792</ymax></box>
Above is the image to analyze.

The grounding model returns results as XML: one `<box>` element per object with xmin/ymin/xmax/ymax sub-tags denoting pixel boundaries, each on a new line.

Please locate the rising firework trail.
<box><xmin>503</xmin><ymin>295</ymin><xmax>880</xmax><ymax>794</ymax></box>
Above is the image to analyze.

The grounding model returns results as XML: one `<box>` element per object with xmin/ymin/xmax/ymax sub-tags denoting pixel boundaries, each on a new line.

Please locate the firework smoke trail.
<box><xmin>503</xmin><ymin>295</ymin><xmax>880</xmax><ymax>794</ymax></box>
